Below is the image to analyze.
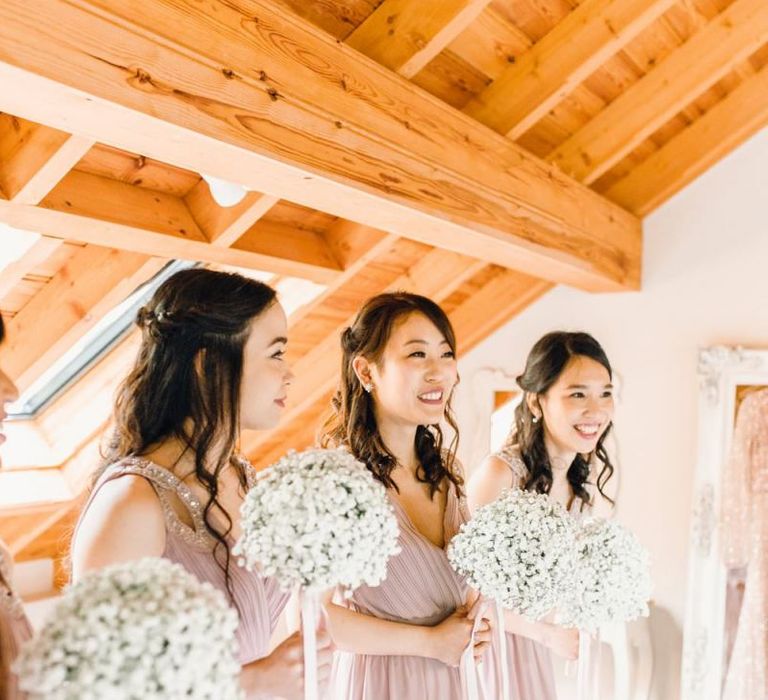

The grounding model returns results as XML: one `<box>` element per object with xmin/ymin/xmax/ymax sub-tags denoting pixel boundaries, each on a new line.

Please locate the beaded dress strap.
<box><xmin>104</xmin><ymin>457</ymin><xmax>213</xmax><ymax>550</ymax></box>
<box><xmin>234</xmin><ymin>455</ymin><xmax>259</xmax><ymax>490</ymax></box>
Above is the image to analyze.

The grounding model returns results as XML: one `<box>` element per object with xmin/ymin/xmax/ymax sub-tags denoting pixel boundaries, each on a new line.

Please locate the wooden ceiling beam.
<box><xmin>462</xmin><ymin>0</ymin><xmax>677</xmax><ymax>140</ymax></box>
<box><xmin>548</xmin><ymin>0</ymin><xmax>768</xmax><ymax>184</ymax></box>
<box><xmin>0</xmin><ymin>171</ymin><xmax>342</xmax><ymax>283</ymax></box>
<box><xmin>345</xmin><ymin>0</ymin><xmax>492</xmax><ymax>78</ymax></box>
<box><xmin>606</xmin><ymin>66</ymin><xmax>768</xmax><ymax>216</ymax></box>
<box><xmin>0</xmin><ymin>0</ymin><xmax>641</xmax><ymax>292</ymax></box>
<box><xmin>0</xmin><ymin>116</ymin><xmax>93</xmax><ymax>204</ymax></box>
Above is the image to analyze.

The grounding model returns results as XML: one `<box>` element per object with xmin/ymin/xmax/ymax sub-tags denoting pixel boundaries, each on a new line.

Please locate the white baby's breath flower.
<box><xmin>234</xmin><ymin>447</ymin><xmax>400</xmax><ymax>594</ymax></box>
<box><xmin>557</xmin><ymin>516</ymin><xmax>652</xmax><ymax>632</ymax></box>
<box><xmin>448</xmin><ymin>489</ymin><xmax>576</xmax><ymax>619</ymax></box>
<box><xmin>15</xmin><ymin>558</ymin><xmax>242</xmax><ymax>700</ymax></box>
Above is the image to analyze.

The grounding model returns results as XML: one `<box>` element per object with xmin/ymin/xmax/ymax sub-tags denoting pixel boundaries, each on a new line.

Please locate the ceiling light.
<box><xmin>201</xmin><ymin>174</ymin><xmax>248</xmax><ymax>207</ymax></box>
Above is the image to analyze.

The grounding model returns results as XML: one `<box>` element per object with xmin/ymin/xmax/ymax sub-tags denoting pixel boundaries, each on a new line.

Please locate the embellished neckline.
<box><xmin>493</xmin><ymin>446</ymin><xmax>595</xmax><ymax>514</ymax></box>
<box><xmin>106</xmin><ymin>456</ymin><xmax>257</xmax><ymax>551</ymax></box>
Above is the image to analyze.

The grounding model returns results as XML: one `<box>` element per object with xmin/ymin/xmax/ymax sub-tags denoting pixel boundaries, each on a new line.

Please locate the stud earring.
<box><xmin>363</xmin><ymin>383</ymin><xmax>373</xmax><ymax>393</ymax></box>
<box><xmin>532</xmin><ymin>415</ymin><xmax>540</xmax><ymax>424</ymax></box>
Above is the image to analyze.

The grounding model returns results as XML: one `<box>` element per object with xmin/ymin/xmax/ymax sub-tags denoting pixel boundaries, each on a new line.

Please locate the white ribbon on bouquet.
<box><xmin>461</xmin><ymin>598</ymin><xmax>511</xmax><ymax>700</ymax></box>
<box><xmin>461</xmin><ymin>610</ymin><xmax>485</xmax><ymax>700</ymax></box>
<box><xmin>576</xmin><ymin>630</ymin><xmax>601</xmax><ymax>700</ymax></box>
<box><xmin>301</xmin><ymin>590</ymin><xmax>320</xmax><ymax>700</ymax></box>
<box><xmin>494</xmin><ymin>599</ymin><xmax>510</xmax><ymax>700</ymax></box>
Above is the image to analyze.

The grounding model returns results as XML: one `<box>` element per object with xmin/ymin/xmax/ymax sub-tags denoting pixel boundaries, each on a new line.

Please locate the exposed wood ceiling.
<box><xmin>0</xmin><ymin>0</ymin><xmax>765</xmax><ymax>586</ymax></box>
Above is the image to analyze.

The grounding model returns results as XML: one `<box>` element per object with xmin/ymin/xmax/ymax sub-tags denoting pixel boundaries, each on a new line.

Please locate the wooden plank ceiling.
<box><xmin>0</xmin><ymin>0</ymin><xmax>765</xmax><ymax>587</ymax></box>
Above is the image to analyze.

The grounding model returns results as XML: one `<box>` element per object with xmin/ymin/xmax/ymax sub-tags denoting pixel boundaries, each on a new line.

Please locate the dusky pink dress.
<box><xmin>330</xmin><ymin>478</ymin><xmax>471</xmax><ymax>699</ymax></box>
<box><xmin>75</xmin><ymin>457</ymin><xmax>290</xmax><ymax>665</ymax></box>
<box><xmin>483</xmin><ymin>445</ymin><xmax>604</xmax><ymax>700</ymax></box>
<box><xmin>721</xmin><ymin>389</ymin><xmax>768</xmax><ymax>700</ymax></box>
<box><xmin>0</xmin><ymin>545</ymin><xmax>32</xmax><ymax>700</ymax></box>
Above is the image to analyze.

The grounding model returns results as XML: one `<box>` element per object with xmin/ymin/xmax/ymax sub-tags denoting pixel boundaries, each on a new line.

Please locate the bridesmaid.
<box><xmin>0</xmin><ymin>314</ymin><xmax>33</xmax><ymax>699</ymax></box>
<box><xmin>320</xmin><ymin>292</ymin><xmax>491</xmax><ymax>700</ymax></box>
<box><xmin>71</xmin><ymin>269</ymin><xmax>331</xmax><ymax>700</ymax></box>
<box><xmin>468</xmin><ymin>331</ymin><xmax>616</xmax><ymax>698</ymax></box>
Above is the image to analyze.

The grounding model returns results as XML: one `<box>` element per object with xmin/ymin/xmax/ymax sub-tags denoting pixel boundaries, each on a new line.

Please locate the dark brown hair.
<box><xmin>320</xmin><ymin>292</ymin><xmax>462</xmax><ymax>497</ymax></box>
<box><xmin>507</xmin><ymin>331</ymin><xmax>615</xmax><ymax>508</ymax></box>
<box><xmin>103</xmin><ymin>268</ymin><xmax>277</xmax><ymax>598</ymax></box>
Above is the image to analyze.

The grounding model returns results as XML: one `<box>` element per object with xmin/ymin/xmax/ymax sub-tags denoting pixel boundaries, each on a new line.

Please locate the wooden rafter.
<box><xmin>605</xmin><ymin>65</ymin><xmax>768</xmax><ymax>215</ymax></box>
<box><xmin>462</xmin><ymin>0</ymin><xmax>677</xmax><ymax>140</ymax></box>
<box><xmin>548</xmin><ymin>0</ymin><xmax>768</xmax><ymax>184</ymax></box>
<box><xmin>345</xmin><ymin>0</ymin><xmax>492</xmax><ymax>78</ymax></box>
<box><xmin>0</xmin><ymin>115</ymin><xmax>93</xmax><ymax>205</ymax></box>
<box><xmin>0</xmin><ymin>171</ymin><xmax>341</xmax><ymax>283</ymax></box>
<box><xmin>0</xmin><ymin>0</ymin><xmax>641</xmax><ymax>292</ymax></box>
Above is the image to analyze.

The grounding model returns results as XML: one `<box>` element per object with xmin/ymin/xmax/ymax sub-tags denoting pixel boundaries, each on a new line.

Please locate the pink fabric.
<box><xmin>0</xmin><ymin>549</ymin><xmax>32</xmax><ymax>700</ymax></box>
<box><xmin>329</xmin><ymin>482</ymin><xmax>470</xmax><ymax>699</ymax></box>
<box><xmin>75</xmin><ymin>458</ymin><xmax>290</xmax><ymax>664</ymax></box>
<box><xmin>721</xmin><ymin>389</ymin><xmax>768</xmax><ymax>700</ymax></box>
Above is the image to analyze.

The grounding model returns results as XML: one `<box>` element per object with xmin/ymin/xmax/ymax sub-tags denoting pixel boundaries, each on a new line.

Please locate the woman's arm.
<box><xmin>323</xmin><ymin>595</ymin><xmax>490</xmax><ymax>667</ymax></box>
<box><xmin>502</xmin><ymin>610</ymin><xmax>578</xmax><ymax>660</ymax></box>
<box><xmin>71</xmin><ymin>475</ymin><xmax>166</xmax><ymax>580</ymax></box>
<box><xmin>466</xmin><ymin>455</ymin><xmax>515</xmax><ymax>511</ymax></box>
<box><xmin>467</xmin><ymin>456</ymin><xmax>578</xmax><ymax>659</ymax></box>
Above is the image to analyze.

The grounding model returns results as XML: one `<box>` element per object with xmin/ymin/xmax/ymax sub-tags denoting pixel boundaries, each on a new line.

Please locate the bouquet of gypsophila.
<box><xmin>557</xmin><ymin>516</ymin><xmax>652</xmax><ymax>633</ymax></box>
<box><xmin>234</xmin><ymin>447</ymin><xmax>400</xmax><ymax>594</ymax></box>
<box><xmin>448</xmin><ymin>488</ymin><xmax>577</xmax><ymax>619</ymax></box>
<box><xmin>15</xmin><ymin>558</ymin><xmax>242</xmax><ymax>700</ymax></box>
<box><xmin>234</xmin><ymin>447</ymin><xmax>400</xmax><ymax>700</ymax></box>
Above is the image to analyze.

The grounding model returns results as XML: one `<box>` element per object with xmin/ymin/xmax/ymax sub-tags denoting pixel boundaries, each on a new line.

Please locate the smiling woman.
<box><xmin>467</xmin><ymin>330</ymin><xmax>618</xmax><ymax>698</ymax></box>
<box><xmin>319</xmin><ymin>292</ymin><xmax>492</xmax><ymax>700</ymax></box>
<box><xmin>68</xmin><ymin>268</ymin><xmax>334</xmax><ymax>700</ymax></box>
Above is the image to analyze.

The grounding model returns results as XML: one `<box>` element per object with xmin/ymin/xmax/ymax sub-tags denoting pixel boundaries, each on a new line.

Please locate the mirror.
<box><xmin>682</xmin><ymin>346</ymin><xmax>768</xmax><ymax>699</ymax></box>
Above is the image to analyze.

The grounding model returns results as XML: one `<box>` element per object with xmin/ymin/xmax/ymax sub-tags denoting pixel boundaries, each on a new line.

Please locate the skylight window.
<box><xmin>7</xmin><ymin>259</ymin><xmax>196</xmax><ymax>419</ymax></box>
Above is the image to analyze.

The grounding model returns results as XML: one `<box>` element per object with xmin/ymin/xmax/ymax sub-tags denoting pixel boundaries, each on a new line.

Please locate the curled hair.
<box><xmin>103</xmin><ymin>268</ymin><xmax>277</xmax><ymax>599</ymax></box>
<box><xmin>320</xmin><ymin>292</ymin><xmax>462</xmax><ymax>498</ymax></box>
<box><xmin>507</xmin><ymin>331</ymin><xmax>615</xmax><ymax>509</ymax></box>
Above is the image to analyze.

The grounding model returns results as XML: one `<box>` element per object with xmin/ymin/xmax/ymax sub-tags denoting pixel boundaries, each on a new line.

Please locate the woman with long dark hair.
<box><xmin>320</xmin><ymin>292</ymin><xmax>491</xmax><ymax>700</ymax></box>
<box><xmin>0</xmin><ymin>315</ymin><xmax>33</xmax><ymax>700</ymax></box>
<box><xmin>71</xmin><ymin>268</ymin><xmax>331</xmax><ymax>699</ymax></box>
<box><xmin>468</xmin><ymin>330</ymin><xmax>617</xmax><ymax>698</ymax></box>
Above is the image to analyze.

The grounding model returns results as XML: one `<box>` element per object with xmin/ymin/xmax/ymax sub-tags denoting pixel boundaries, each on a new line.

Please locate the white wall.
<box><xmin>454</xmin><ymin>128</ymin><xmax>768</xmax><ymax>699</ymax></box>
